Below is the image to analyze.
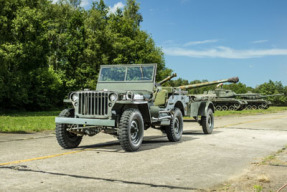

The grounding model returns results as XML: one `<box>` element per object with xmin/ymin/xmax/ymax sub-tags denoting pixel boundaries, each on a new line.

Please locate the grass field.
<box><xmin>0</xmin><ymin>111</ymin><xmax>60</xmax><ymax>133</ymax></box>
<box><xmin>1</xmin><ymin>106</ymin><xmax>287</xmax><ymax>133</ymax></box>
<box><xmin>214</xmin><ymin>106</ymin><xmax>287</xmax><ymax>117</ymax></box>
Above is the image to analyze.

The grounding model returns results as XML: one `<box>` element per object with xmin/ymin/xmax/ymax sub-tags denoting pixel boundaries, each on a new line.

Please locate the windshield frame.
<box><xmin>98</xmin><ymin>64</ymin><xmax>157</xmax><ymax>83</ymax></box>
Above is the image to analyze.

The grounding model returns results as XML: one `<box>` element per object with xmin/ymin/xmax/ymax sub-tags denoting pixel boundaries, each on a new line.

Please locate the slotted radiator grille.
<box><xmin>78</xmin><ymin>92</ymin><xmax>108</xmax><ymax>116</ymax></box>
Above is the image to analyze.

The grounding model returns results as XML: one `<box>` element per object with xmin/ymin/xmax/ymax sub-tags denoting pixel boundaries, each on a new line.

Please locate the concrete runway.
<box><xmin>0</xmin><ymin>111</ymin><xmax>287</xmax><ymax>192</ymax></box>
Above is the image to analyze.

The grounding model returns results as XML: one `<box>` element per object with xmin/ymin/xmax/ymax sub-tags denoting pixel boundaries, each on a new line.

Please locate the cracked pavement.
<box><xmin>0</xmin><ymin>111</ymin><xmax>287</xmax><ymax>192</ymax></box>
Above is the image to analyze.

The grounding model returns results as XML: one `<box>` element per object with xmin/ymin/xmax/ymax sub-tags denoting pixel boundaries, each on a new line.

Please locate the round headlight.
<box><xmin>109</xmin><ymin>93</ymin><xmax>117</xmax><ymax>102</ymax></box>
<box><xmin>71</xmin><ymin>94</ymin><xmax>79</xmax><ymax>102</ymax></box>
<box><xmin>126</xmin><ymin>91</ymin><xmax>133</xmax><ymax>100</ymax></box>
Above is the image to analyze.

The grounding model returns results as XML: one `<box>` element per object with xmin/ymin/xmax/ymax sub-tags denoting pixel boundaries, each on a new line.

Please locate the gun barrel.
<box><xmin>236</xmin><ymin>93</ymin><xmax>283</xmax><ymax>98</ymax></box>
<box><xmin>157</xmin><ymin>73</ymin><xmax>177</xmax><ymax>85</ymax></box>
<box><xmin>265</xmin><ymin>93</ymin><xmax>284</xmax><ymax>97</ymax></box>
<box><xmin>178</xmin><ymin>77</ymin><xmax>239</xmax><ymax>90</ymax></box>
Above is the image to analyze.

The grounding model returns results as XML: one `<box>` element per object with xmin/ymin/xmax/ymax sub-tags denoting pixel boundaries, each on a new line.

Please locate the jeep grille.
<box><xmin>78</xmin><ymin>92</ymin><xmax>108</xmax><ymax>116</ymax></box>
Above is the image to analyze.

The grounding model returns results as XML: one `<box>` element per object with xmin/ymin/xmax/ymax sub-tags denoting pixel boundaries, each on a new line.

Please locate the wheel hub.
<box><xmin>208</xmin><ymin>115</ymin><xmax>212</xmax><ymax>128</ymax></box>
<box><xmin>130</xmin><ymin>120</ymin><xmax>140</xmax><ymax>144</ymax></box>
<box><xmin>174</xmin><ymin>118</ymin><xmax>180</xmax><ymax>134</ymax></box>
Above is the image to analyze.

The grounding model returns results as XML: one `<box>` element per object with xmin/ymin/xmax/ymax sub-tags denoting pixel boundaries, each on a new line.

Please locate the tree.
<box><xmin>0</xmin><ymin>0</ymin><xmax>170</xmax><ymax>110</ymax></box>
<box><xmin>255</xmin><ymin>80</ymin><xmax>287</xmax><ymax>106</ymax></box>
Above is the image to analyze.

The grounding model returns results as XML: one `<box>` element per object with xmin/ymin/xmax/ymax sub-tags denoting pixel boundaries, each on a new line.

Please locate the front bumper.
<box><xmin>55</xmin><ymin>117</ymin><xmax>115</xmax><ymax>127</ymax></box>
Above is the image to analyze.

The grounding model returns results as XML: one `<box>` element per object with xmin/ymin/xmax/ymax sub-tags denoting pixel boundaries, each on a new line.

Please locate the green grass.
<box><xmin>214</xmin><ymin>106</ymin><xmax>287</xmax><ymax>117</ymax></box>
<box><xmin>0</xmin><ymin>106</ymin><xmax>287</xmax><ymax>133</ymax></box>
<box><xmin>0</xmin><ymin>111</ymin><xmax>60</xmax><ymax>133</ymax></box>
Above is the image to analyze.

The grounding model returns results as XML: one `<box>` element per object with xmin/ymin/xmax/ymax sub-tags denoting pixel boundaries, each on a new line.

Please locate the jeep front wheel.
<box><xmin>118</xmin><ymin>108</ymin><xmax>144</xmax><ymax>152</ymax></box>
<box><xmin>56</xmin><ymin>109</ymin><xmax>83</xmax><ymax>149</ymax></box>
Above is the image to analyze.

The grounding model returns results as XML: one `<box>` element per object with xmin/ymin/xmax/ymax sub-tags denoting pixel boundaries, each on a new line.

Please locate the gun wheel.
<box><xmin>201</xmin><ymin>108</ymin><xmax>214</xmax><ymax>134</ymax></box>
<box><xmin>56</xmin><ymin>109</ymin><xmax>82</xmax><ymax>149</ymax></box>
<box><xmin>165</xmin><ymin>108</ymin><xmax>183</xmax><ymax>142</ymax></box>
<box><xmin>118</xmin><ymin>108</ymin><xmax>144</xmax><ymax>152</ymax></box>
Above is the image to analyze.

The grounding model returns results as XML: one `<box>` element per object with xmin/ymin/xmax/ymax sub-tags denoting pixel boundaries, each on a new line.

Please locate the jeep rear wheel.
<box><xmin>56</xmin><ymin>109</ymin><xmax>82</xmax><ymax>149</ymax></box>
<box><xmin>118</xmin><ymin>108</ymin><xmax>144</xmax><ymax>152</ymax></box>
<box><xmin>201</xmin><ymin>108</ymin><xmax>214</xmax><ymax>134</ymax></box>
<box><xmin>165</xmin><ymin>108</ymin><xmax>183</xmax><ymax>142</ymax></box>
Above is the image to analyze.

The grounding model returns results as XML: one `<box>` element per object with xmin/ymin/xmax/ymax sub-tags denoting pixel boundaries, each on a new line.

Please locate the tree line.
<box><xmin>0</xmin><ymin>0</ymin><xmax>169</xmax><ymax>110</ymax></box>
<box><xmin>0</xmin><ymin>0</ymin><xmax>286</xmax><ymax>111</ymax></box>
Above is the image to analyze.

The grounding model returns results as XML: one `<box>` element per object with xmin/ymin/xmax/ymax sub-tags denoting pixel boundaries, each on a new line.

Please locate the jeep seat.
<box><xmin>153</xmin><ymin>89</ymin><xmax>168</xmax><ymax>106</ymax></box>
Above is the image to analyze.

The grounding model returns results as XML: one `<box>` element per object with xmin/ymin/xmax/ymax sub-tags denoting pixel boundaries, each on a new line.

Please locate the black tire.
<box><xmin>201</xmin><ymin>108</ymin><xmax>214</xmax><ymax>134</ymax></box>
<box><xmin>165</xmin><ymin>108</ymin><xmax>183</xmax><ymax>142</ymax></box>
<box><xmin>56</xmin><ymin>109</ymin><xmax>82</xmax><ymax>149</ymax></box>
<box><xmin>118</xmin><ymin>108</ymin><xmax>144</xmax><ymax>152</ymax></box>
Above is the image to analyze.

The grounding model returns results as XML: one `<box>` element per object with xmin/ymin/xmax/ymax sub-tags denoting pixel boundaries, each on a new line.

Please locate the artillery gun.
<box><xmin>55</xmin><ymin>64</ymin><xmax>238</xmax><ymax>152</ymax></box>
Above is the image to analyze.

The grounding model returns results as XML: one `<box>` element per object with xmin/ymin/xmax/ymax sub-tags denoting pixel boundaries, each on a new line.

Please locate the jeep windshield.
<box><xmin>99</xmin><ymin>65</ymin><xmax>155</xmax><ymax>82</ymax></box>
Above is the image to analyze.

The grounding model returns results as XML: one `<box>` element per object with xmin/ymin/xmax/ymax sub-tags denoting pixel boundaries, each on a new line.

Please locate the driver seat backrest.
<box><xmin>153</xmin><ymin>89</ymin><xmax>168</xmax><ymax>106</ymax></box>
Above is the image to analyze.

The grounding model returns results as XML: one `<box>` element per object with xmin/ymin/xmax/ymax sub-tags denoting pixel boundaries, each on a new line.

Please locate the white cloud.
<box><xmin>80</xmin><ymin>0</ymin><xmax>90</xmax><ymax>7</ymax></box>
<box><xmin>252</xmin><ymin>40</ymin><xmax>268</xmax><ymax>44</ymax></box>
<box><xmin>183</xmin><ymin>39</ymin><xmax>219</xmax><ymax>47</ymax></box>
<box><xmin>164</xmin><ymin>46</ymin><xmax>287</xmax><ymax>59</ymax></box>
<box><xmin>108</xmin><ymin>2</ymin><xmax>125</xmax><ymax>15</ymax></box>
<box><xmin>51</xmin><ymin>0</ymin><xmax>92</xmax><ymax>8</ymax></box>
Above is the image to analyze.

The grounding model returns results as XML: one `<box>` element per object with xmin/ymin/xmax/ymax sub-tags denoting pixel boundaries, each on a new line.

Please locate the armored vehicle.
<box><xmin>195</xmin><ymin>90</ymin><xmax>247</xmax><ymax>111</ymax></box>
<box><xmin>234</xmin><ymin>92</ymin><xmax>283</xmax><ymax>109</ymax></box>
<box><xmin>208</xmin><ymin>89</ymin><xmax>282</xmax><ymax>110</ymax></box>
<box><xmin>55</xmin><ymin>64</ymin><xmax>238</xmax><ymax>152</ymax></box>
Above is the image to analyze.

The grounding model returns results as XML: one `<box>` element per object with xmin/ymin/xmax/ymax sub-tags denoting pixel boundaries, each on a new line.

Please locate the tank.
<box><xmin>234</xmin><ymin>92</ymin><xmax>283</xmax><ymax>109</ymax></box>
<box><xmin>194</xmin><ymin>89</ymin><xmax>247</xmax><ymax>111</ymax></box>
<box><xmin>212</xmin><ymin>89</ymin><xmax>283</xmax><ymax>110</ymax></box>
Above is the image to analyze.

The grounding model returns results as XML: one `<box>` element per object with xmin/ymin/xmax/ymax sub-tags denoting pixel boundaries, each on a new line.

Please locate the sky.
<box><xmin>79</xmin><ymin>0</ymin><xmax>287</xmax><ymax>87</ymax></box>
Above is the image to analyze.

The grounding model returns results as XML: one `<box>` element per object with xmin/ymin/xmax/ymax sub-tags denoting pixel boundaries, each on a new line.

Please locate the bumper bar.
<box><xmin>55</xmin><ymin>117</ymin><xmax>115</xmax><ymax>127</ymax></box>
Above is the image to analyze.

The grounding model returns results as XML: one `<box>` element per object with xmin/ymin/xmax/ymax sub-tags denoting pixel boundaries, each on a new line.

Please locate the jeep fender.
<box><xmin>113</xmin><ymin>102</ymin><xmax>151</xmax><ymax>124</ymax></box>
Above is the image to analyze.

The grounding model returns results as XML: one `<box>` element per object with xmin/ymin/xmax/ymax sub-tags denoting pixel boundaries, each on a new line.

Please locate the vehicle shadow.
<box><xmin>140</xmin><ymin>135</ymin><xmax>196</xmax><ymax>151</ymax></box>
<box><xmin>183</xmin><ymin>130</ymin><xmax>221</xmax><ymax>135</ymax></box>
<box><xmin>77</xmin><ymin>135</ymin><xmax>197</xmax><ymax>152</ymax></box>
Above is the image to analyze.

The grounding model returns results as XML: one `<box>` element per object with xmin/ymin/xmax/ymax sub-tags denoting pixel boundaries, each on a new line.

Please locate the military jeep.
<box><xmin>55</xmin><ymin>64</ymin><xmax>238</xmax><ymax>152</ymax></box>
